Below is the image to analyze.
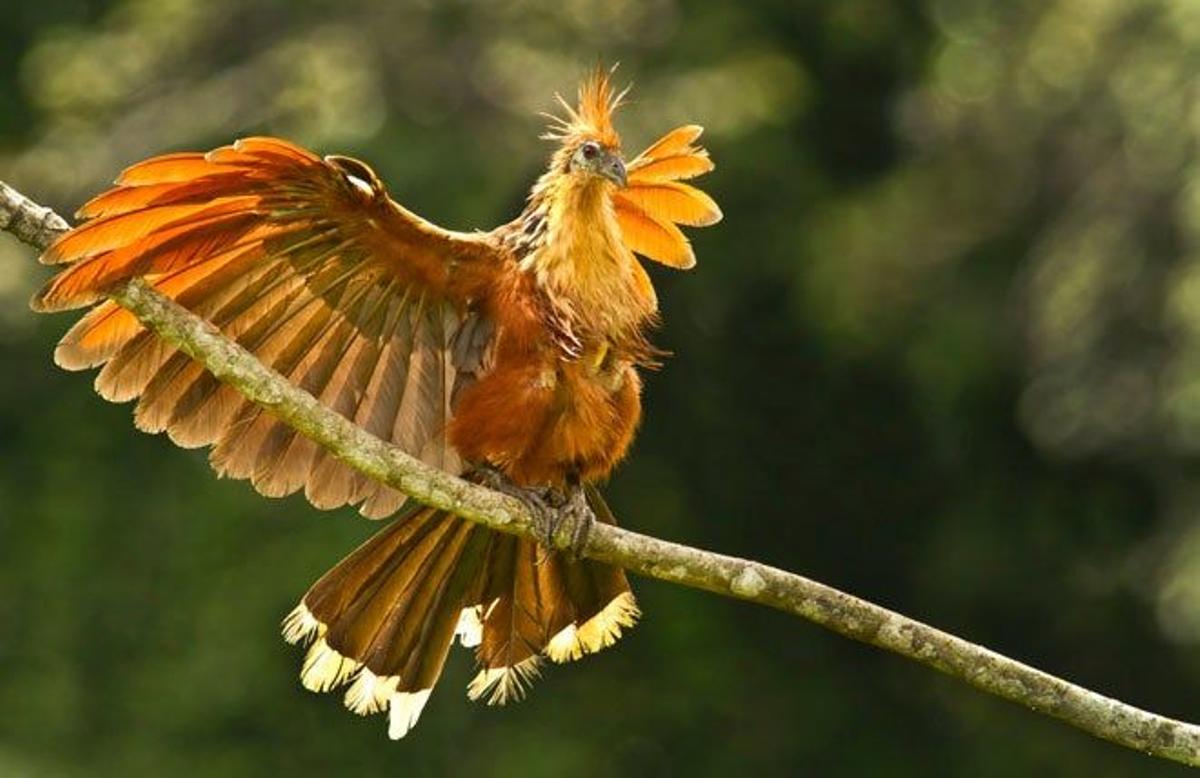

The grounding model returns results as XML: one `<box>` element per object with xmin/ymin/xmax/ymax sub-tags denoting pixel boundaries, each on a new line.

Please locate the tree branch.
<box><xmin>3</xmin><ymin>178</ymin><xmax>1198</xmax><ymax>767</ymax></box>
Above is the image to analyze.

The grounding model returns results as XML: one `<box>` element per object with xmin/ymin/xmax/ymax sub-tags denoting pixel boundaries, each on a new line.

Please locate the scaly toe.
<box><xmin>560</xmin><ymin>487</ymin><xmax>595</xmax><ymax>560</ymax></box>
<box><xmin>474</xmin><ymin>466</ymin><xmax>562</xmax><ymax>549</ymax></box>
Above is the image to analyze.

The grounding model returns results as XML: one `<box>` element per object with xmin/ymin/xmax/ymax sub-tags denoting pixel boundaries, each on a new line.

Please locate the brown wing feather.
<box><xmin>34</xmin><ymin>136</ymin><xmax>502</xmax><ymax>518</ymax></box>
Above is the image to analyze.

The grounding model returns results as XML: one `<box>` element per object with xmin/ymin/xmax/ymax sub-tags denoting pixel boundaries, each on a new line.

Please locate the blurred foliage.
<box><xmin>1</xmin><ymin>0</ymin><xmax>1199</xmax><ymax>775</ymax></box>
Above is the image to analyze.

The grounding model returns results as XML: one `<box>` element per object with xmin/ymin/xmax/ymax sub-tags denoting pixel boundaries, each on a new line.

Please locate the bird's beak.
<box><xmin>601</xmin><ymin>153</ymin><xmax>627</xmax><ymax>188</ymax></box>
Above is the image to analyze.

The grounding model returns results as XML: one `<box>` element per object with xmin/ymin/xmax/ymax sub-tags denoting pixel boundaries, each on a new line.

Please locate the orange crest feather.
<box><xmin>543</xmin><ymin>67</ymin><xmax>627</xmax><ymax>149</ymax></box>
<box><xmin>617</xmin><ymin>125</ymin><xmax>722</xmax><ymax>270</ymax></box>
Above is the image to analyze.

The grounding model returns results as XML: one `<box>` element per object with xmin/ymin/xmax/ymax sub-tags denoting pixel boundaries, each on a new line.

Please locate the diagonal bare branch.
<box><xmin>3</xmin><ymin>178</ymin><xmax>1198</xmax><ymax>767</ymax></box>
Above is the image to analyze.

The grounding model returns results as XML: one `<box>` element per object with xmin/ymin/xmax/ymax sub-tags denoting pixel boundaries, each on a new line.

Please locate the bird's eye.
<box><xmin>581</xmin><ymin>142</ymin><xmax>600</xmax><ymax>160</ymax></box>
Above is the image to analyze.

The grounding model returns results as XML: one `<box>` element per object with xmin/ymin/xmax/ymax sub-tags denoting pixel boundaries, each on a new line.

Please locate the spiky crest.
<box><xmin>541</xmin><ymin>65</ymin><xmax>629</xmax><ymax>151</ymax></box>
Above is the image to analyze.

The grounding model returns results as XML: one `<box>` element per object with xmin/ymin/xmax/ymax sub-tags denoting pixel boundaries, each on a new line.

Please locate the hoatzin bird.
<box><xmin>30</xmin><ymin>69</ymin><xmax>720</xmax><ymax>738</ymax></box>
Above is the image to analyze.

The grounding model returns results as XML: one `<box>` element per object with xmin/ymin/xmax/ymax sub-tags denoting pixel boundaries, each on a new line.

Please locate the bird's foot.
<box><xmin>476</xmin><ymin>464</ymin><xmax>558</xmax><ymax>539</ymax></box>
<box><xmin>555</xmin><ymin>484</ymin><xmax>595</xmax><ymax>561</ymax></box>
<box><xmin>475</xmin><ymin>466</ymin><xmax>594</xmax><ymax>559</ymax></box>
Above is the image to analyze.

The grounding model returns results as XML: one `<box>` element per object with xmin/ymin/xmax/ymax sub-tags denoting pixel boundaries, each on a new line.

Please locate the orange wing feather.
<box><xmin>34</xmin><ymin>136</ymin><xmax>501</xmax><ymax>518</ymax></box>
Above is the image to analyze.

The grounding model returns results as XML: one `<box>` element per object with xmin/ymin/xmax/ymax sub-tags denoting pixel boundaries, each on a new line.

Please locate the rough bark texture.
<box><xmin>3</xmin><ymin>178</ymin><xmax>1198</xmax><ymax>767</ymax></box>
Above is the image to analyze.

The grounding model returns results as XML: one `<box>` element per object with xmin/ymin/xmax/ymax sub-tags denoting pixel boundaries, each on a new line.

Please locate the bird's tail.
<box><xmin>281</xmin><ymin>485</ymin><xmax>638</xmax><ymax>738</ymax></box>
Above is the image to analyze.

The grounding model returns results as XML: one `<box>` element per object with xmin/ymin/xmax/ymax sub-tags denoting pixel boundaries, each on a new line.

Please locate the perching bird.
<box><xmin>30</xmin><ymin>68</ymin><xmax>721</xmax><ymax>738</ymax></box>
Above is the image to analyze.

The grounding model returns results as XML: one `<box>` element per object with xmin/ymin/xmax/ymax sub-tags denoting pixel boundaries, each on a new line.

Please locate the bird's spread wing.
<box><xmin>614</xmin><ymin>125</ymin><xmax>722</xmax><ymax>270</ymax></box>
<box><xmin>33</xmin><ymin>137</ymin><xmax>500</xmax><ymax>518</ymax></box>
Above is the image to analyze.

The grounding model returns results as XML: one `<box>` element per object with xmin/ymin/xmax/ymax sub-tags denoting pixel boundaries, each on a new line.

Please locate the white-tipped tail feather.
<box><xmin>466</xmin><ymin>656</ymin><xmax>543</xmax><ymax>705</ymax></box>
<box><xmin>387</xmin><ymin>689</ymin><xmax>433</xmax><ymax>740</ymax></box>
<box><xmin>546</xmin><ymin>591</ymin><xmax>641</xmax><ymax>664</ymax></box>
<box><xmin>301</xmin><ymin>637</ymin><xmax>361</xmax><ymax>692</ymax></box>
<box><xmin>455</xmin><ymin>605</ymin><xmax>484</xmax><ymax>648</ymax></box>
<box><xmin>545</xmin><ymin>624</ymin><xmax>581</xmax><ymax>663</ymax></box>
<box><xmin>282</xmin><ymin>602</ymin><xmax>322</xmax><ymax>646</ymax></box>
<box><xmin>282</xmin><ymin>587</ymin><xmax>639</xmax><ymax>737</ymax></box>
<box><xmin>282</xmin><ymin>601</ymin><xmax>428</xmax><ymax>740</ymax></box>
<box><xmin>344</xmin><ymin>668</ymin><xmax>400</xmax><ymax>715</ymax></box>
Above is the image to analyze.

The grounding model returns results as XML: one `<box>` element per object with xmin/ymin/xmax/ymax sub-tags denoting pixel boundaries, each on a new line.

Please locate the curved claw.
<box><xmin>473</xmin><ymin>466</ymin><xmax>594</xmax><ymax>557</ymax></box>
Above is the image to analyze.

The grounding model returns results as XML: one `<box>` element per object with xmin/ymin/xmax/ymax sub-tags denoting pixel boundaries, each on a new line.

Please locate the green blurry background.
<box><xmin>2</xmin><ymin>0</ymin><xmax>1199</xmax><ymax>775</ymax></box>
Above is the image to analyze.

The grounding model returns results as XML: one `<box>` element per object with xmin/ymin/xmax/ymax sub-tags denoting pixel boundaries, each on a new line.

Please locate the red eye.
<box><xmin>581</xmin><ymin>142</ymin><xmax>599</xmax><ymax>159</ymax></box>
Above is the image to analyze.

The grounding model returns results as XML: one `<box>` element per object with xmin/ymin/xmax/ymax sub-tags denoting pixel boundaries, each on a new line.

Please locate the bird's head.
<box><xmin>568</xmin><ymin>138</ymin><xmax>626</xmax><ymax>188</ymax></box>
<box><xmin>544</xmin><ymin>67</ymin><xmax>629</xmax><ymax>189</ymax></box>
<box><xmin>528</xmin><ymin>65</ymin><xmax>720</xmax><ymax>279</ymax></box>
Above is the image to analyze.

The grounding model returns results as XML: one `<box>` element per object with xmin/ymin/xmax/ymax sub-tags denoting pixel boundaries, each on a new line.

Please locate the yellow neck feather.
<box><xmin>525</xmin><ymin>173</ymin><xmax>657</xmax><ymax>340</ymax></box>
